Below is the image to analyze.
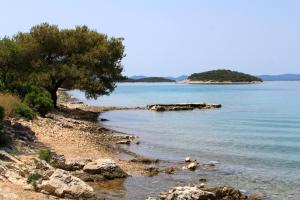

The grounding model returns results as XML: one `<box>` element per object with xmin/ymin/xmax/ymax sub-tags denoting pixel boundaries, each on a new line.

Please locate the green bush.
<box><xmin>27</xmin><ymin>172</ymin><xmax>42</xmax><ymax>184</ymax></box>
<box><xmin>24</xmin><ymin>88</ymin><xmax>53</xmax><ymax>116</ymax></box>
<box><xmin>12</xmin><ymin>103</ymin><xmax>35</xmax><ymax>120</ymax></box>
<box><xmin>0</xmin><ymin>106</ymin><xmax>4</xmax><ymax>121</ymax></box>
<box><xmin>0</xmin><ymin>80</ymin><xmax>7</xmax><ymax>92</ymax></box>
<box><xmin>27</xmin><ymin>172</ymin><xmax>42</xmax><ymax>190</ymax></box>
<box><xmin>38</xmin><ymin>149</ymin><xmax>52</xmax><ymax>163</ymax></box>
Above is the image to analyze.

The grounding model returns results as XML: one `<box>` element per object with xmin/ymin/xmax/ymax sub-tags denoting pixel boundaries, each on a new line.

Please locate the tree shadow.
<box><xmin>53</xmin><ymin>106</ymin><xmax>101</xmax><ymax>122</ymax></box>
<box><xmin>0</xmin><ymin>120</ymin><xmax>49</xmax><ymax>155</ymax></box>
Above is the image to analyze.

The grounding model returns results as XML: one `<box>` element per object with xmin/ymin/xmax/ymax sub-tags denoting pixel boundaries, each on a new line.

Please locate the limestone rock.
<box><xmin>37</xmin><ymin>169</ymin><xmax>94</xmax><ymax>198</ymax></box>
<box><xmin>148</xmin><ymin>185</ymin><xmax>215</xmax><ymax>200</ymax></box>
<box><xmin>147</xmin><ymin>185</ymin><xmax>247</xmax><ymax>200</ymax></box>
<box><xmin>83</xmin><ymin>159</ymin><xmax>127</xmax><ymax>179</ymax></box>
<box><xmin>187</xmin><ymin>161</ymin><xmax>198</xmax><ymax>170</ymax></box>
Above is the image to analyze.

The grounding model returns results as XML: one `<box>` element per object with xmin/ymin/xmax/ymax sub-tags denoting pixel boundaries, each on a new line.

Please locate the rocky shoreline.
<box><xmin>0</xmin><ymin>90</ymin><xmax>262</xmax><ymax>200</ymax></box>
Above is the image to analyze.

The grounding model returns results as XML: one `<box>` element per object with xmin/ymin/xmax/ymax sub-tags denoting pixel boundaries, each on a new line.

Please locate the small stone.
<box><xmin>185</xmin><ymin>157</ymin><xmax>191</xmax><ymax>162</ymax></box>
<box><xmin>187</xmin><ymin>161</ymin><xmax>198</xmax><ymax>170</ymax></box>
<box><xmin>164</xmin><ymin>167</ymin><xmax>175</xmax><ymax>174</ymax></box>
<box><xmin>199</xmin><ymin>178</ymin><xmax>207</xmax><ymax>182</ymax></box>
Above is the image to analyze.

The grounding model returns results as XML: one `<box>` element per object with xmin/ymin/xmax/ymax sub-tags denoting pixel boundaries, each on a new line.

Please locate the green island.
<box><xmin>121</xmin><ymin>77</ymin><xmax>176</xmax><ymax>83</ymax></box>
<box><xmin>186</xmin><ymin>69</ymin><xmax>263</xmax><ymax>83</ymax></box>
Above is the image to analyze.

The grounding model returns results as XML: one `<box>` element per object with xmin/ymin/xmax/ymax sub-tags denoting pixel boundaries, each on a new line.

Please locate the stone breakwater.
<box><xmin>147</xmin><ymin>103</ymin><xmax>222</xmax><ymax>111</ymax></box>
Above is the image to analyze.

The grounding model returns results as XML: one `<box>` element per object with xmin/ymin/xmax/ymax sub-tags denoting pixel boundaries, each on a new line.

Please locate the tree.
<box><xmin>14</xmin><ymin>23</ymin><xmax>125</xmax><ymax>107</ymax></box>
<box><xmin>0</xmin><ymin>37</ymin><xmax>25</xmax><ymax>89</ymax></box>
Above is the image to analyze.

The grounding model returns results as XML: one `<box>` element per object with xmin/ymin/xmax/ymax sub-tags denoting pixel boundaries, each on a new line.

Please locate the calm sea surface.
<box><xmin>69</xmin><ymin>82</ymin><xmax>300</xmax><ymax>200</ymax></box>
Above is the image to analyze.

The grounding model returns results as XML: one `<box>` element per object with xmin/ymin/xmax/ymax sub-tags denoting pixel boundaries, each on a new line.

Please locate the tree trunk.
<box><xmin>50</xmin><ymin>89</ymin><xmax>58</xmax><ymax>108</ymax></box>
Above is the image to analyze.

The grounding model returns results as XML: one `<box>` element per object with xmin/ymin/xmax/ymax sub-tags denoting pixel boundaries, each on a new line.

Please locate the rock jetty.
<box><xmin>147</xmin><ymin>103</ymin><xmax>222</xmax><ymax>111</ymax></box>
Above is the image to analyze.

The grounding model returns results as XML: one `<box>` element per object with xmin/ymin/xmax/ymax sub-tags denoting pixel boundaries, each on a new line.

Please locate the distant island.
<box><xmin>121</xmin><ymin>77</ymin><xmax>176</xmax><ymax>83</ymax></box>
<box><xmin>183</xmin><ymin>69</ymin><xmax>262</xmax><ymax>84</ymax></box>
<box><xmin>129</xmin><ymin>75</ymin><xmax>188</xmax><ymax>81</ymax></box>
<box><xmin>258</xmin><ymin>74</ymin><xmax>300</xmax><ymax>81</ymax></box>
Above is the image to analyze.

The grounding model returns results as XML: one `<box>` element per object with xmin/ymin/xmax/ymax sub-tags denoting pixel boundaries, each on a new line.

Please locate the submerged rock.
<box><xmin>145</xmin><ymin>167</ymin><xmax>160</xmax><ymax>177</ymax></box>
<box><xmin>83</xmin><ymin>159</ymin><xmax>127</xmax><ymax>179</ymax></box>
<box><xmin>164</xmin><ymin>167</ymin><xmax>176</xmax><ymax>174</ymax></box>
<box><xmin>37</xmin><ymin>169</ymin><xmax>94</xmax><ymax>198</ymax></box>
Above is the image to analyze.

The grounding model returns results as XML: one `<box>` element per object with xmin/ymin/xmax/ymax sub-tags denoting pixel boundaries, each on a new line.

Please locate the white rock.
<box><xmin>187</xmin><ymin>161</ymin><xmax>198</xmax><ymax>170</ymax></box>
<box><xmin>37</xmin><ymin>169</ymin><xmax>94</xmax><ymax>198</ymax></box>
<box><xmin>185</xmin><ymin>157</ymin><xmax>191</xmax><ymax>162</ymax></box>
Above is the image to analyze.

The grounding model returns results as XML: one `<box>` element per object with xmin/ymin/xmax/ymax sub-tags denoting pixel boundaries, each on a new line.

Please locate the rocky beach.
<box><xmin>0</xmin><ymin>90</ymin><xmax>262</xmax><ymax>200</ymax></box>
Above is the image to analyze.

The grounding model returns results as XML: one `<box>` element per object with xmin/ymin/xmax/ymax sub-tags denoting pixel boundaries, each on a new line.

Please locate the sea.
<box><xmin>69</xmin><ymin>81</ymin><xmax>300</xmax><ymax>200</ymax></box>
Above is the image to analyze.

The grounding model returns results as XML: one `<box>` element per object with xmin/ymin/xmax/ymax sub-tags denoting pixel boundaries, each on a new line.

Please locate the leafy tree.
<box><xmin>14</xmin><ymin>23</ymin><xmax>125</xmax><ymax>107</ymax></box>
<box><xmin>0</xmin><ymin>38</ymin><xmax>25</xmax><ymax>89</ymax></box>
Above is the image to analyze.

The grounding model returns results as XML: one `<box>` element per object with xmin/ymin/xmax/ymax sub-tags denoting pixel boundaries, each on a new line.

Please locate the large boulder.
<box><xmin>83</xmin><ymin>159</ymin><xmax>127</xmax><ymax>179</ymax></box>
<box><xmin>37</xmin><ymin>169</ymin><xmax>94</xmax><ymax>199</ymax></box>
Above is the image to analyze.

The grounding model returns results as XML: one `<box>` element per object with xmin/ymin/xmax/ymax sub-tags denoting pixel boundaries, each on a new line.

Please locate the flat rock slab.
<box><xmin>147</xmin><ymin>103</ymin><xmax>222</xmax><ymax>111</ymax></box>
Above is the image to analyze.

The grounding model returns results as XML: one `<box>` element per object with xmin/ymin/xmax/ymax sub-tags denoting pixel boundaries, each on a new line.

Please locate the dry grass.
<box><xmin>0</xmin><ymin>93</ymin><xmax>21</xmax><ymax>117</ymax></box>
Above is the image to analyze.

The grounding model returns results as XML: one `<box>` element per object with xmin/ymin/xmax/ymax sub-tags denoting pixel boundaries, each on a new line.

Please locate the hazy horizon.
<box><xmin>1</xmin><ymin>0</ymin><xmax>300</xmax><ymax>76</ymax></box>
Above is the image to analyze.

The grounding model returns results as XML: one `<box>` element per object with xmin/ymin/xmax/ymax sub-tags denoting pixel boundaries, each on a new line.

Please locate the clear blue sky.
<box><xmin>1</xmin><ymin>0</ymin><xmax>299</xmax><ymax>76</ymax></box>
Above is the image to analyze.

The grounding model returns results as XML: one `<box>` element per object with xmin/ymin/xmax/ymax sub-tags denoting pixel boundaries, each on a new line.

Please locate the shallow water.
<box><xmin>69</xmin><ymin>82</ymin><xmax>300</xmax><ymax>199</ymax></box>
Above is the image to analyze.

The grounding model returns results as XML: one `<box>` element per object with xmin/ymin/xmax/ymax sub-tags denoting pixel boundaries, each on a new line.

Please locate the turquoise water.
<box><xmin>69</xmin><ymin>82</ymin><xmax>300</xmax><ymax>199</ymax></box>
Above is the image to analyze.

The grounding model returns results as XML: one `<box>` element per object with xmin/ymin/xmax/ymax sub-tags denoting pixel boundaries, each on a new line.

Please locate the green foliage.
<box><xmin>38</xmin><ymin>149</ymin><xmax>52</xmax><ymax>163</ymax></box>
<box><xmin>27</xmin><ymin>172</ymin><xmax>42</xmax><ymax>190</ymax></box>
<box><xmin>188</xmin><ymin>69</ymin><xmax>263</xmax><ymax>82</ymax></box>
<box><xmin>12</xmin><ymin>102</ymin><xmax>35</xmax><ymax>120</ymax></box>
<box><xmin>13</xmin><ymin>23</ymin><xmax>125</xmax><ymax>106</ymax></box>
<box><xmin>0</xmin><ymin>106</ymin><xmax>4</xmax><ymax>121</ymax></box>
<box><xmin>24</xmin><ymin>87</ymin><xmax>53</xmax><ymax>116</ymax></box>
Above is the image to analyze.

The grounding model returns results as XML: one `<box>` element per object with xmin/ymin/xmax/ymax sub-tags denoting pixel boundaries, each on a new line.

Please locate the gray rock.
<box><xmin>147</xmin><ymin>185</ymin><xmax>247</xmax><ymax>200</ymax></box>
<box><xmin>37</xmin><ymin>169</ymin><xmax>94</xmax><ymax>198</ymax></box>
<box><xmin>187</xmin><ymin>161</ymin><xmax>198</xmax><ymax>170</ymax></box>
<box><xmin>83</xmin><ymin>159</ymin><xmax>127</xmax><ymax>179</ymax></box>
<box><xmin>147</xmin><ymin>185</ymin><xmax>215</xmax><ymax>200</ymax></box>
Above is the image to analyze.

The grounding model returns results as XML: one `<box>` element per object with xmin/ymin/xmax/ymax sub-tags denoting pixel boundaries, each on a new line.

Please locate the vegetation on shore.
<box><xmin>0</xmin><ymin>23</ymin><xmax>125</xmax><ymax>107</ymax></box>
<box><xmin>188</xmin><ymin>69</ymin><xmax>262</xmax><ymax>82</ymax></box>
<box><xmin>121</xmin><ymin>77</ymin><xmax>176</xmax><ymax>83</ymax></box>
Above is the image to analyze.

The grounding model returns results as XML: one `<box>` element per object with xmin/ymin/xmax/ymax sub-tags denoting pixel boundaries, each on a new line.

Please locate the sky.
<box><xmin>0</xmin><ymin>0</ymin><xmax>300</xmax><ymax>76</ymax></box>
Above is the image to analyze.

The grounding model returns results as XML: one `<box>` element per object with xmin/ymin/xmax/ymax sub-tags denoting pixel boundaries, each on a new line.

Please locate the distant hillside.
<box><xmin>259</xmin><ymin>74</ymin><xmax>300</xmax><ymax>81</ymax></box>
<box><xmin>188</xmin><ymin>70</ymin><xmax>262</xmax><ymax>83</ymax></box>
<box><xmin>166</xmin><ymin>75</ymin><xmax>189</xmax><ymax>81</ymax></box>
<box><xmin>129</xmin><ymin>75</ymin><xmax>148</xmax><ymax>80</ymax></box>
<box><xmin>122</xmin><ymin>77</ymin><xmax>176</xmax><ymax>83</ymax></box>
<box><xmin>129</xmin><ymin>75</ymin><xmax>188</xmax><ymax>81</ymax></box>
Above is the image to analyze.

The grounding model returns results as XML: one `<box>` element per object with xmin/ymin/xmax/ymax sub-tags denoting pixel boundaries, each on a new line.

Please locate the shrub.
<box><xmin>0</xmin><ymin>93</ymin><xmax>21</xmax><ymax>117</ymax></box>
<box><xmin>27</xmin><ymin>172</ymin><xmax>42</xmax><ymax>184</ymax></box>
<box><xmin>12</xmin><ymin>102</ymin><xmax>35</xmax><ymax>120</ymax></box>
<box><xmin>38</xmin><ymin>149</ymin><xmax>52</xmax><ymax>163</ymax></box>
<box><xmin>0</xmin><ymin>106</ymin><xmax>4</xmax><ymax>121</ymax></box>
<box><xmin>24</xmin><ymin>88</ymin><xmax>53</xmax><ymax>116</ymax></box>
<box><xmin>27</xmin><ymin>172</ymin><xmax>42</xmax><ymax>190</ymax></box>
